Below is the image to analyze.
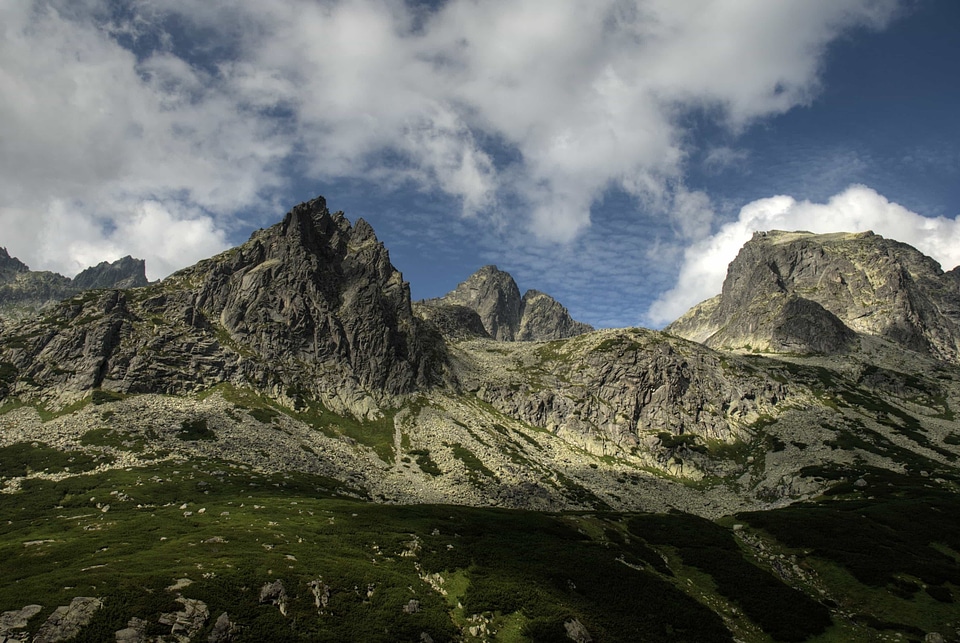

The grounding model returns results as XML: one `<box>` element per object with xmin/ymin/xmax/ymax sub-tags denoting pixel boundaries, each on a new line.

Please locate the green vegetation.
<box><xmin>178</xmin><ymin>418</ymin><xmax>217</xmax><ymax>441</ymax></box>
<box><xmin>0</xmin><ymin>442</ymin><xmax>106</xmax><ymax>477</ymax></box>
<box><xmin>408</xmin><ymin>449</ymin><xmax>442</xmax><ymax>477</ymax></box>
<box><xmin>657</xmin><ymin>432</ymin><xmax>706</xmax><ymax>454</ymax></box>
<box><xmin>81</xmin><ymin>427</ymin><xmax>154</xmax><ymax>453</ymax></box>
<box><xmin>0</xmin><ymin>460</ymin><xmax>740</xmax><ymax>643</ymax></box>
<box><xmin>0</xmin><ymin>447</ymin><xmax>955</xmax><ymax>641</ymax></box>
<box><xmin>740</xmin><ymin>468</ymin><xmax>960</xmax><ymax>639</ymax></box>
<box><xmin>0</xmin><ymin>361</ymin><xmax>17</xmax><ymax>383</ymax></box>
<box><xmin>534</xmin><ymin>340</ymin><xmax>568</xmax><ymax>362</ymax></box>
<box><xmin>447</xmin><ymin>442</ymin><xmax>496</xmax><ymax>485</ymax></box>
<box><xmin>629</xmin><ymin>513</ymin><xmax>833</xmax><ymax>641</ymax></box>
<box><xmin>91</xmin><ymin>389</ymin><xmax>125</xmax><ymax>405</ymax></box>
<box><xmin>592</xmin><ymin>336</ymin><xmax>642</xmax><ymax>353</ymax></box>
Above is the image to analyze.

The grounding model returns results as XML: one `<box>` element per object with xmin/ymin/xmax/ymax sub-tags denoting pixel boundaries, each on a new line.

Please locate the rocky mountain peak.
<box><xmin>0</xmin><ymin>250</ymin><xmax>149</xmax><ymax>322</ymax></box>
<box><xmin>0</xmin><ymin>248</ymin><xmax>29</xmax><ymax>280</ymax></box>
<box><xmin>434</xmin><ymin>265</ymin><xmax>522</xmax><ymax>341</ymax></box>
<box><xmin>517</xmin><ymin>289</ymin><xmax>594</xmax><ymax>341</ymax></box>
<box><xmin>0</xmin><ymin>196</ymin><xmax>442</xmax><ymax>417</ymax></box>
<box><xmin>72</xmin><ymin>256</ymin><xmax>149</xmax><ymax>290</ymax></box>
<box><xmin>668</xmin><ymin>229</ymin><xmax>960</xmax><ymax>361</ymax></box>
<box><xmin>420</xmin><ymin>266</ymin><xmax>592</xmax><ymax>341</ymax></box>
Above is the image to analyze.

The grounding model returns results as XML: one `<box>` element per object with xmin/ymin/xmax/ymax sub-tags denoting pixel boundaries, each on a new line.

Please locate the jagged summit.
<box><xmin>0</xmin><ymin>250</ymin><xmax>148</xmax><ymax>321</ymax></box>
<box><xmin>421</xmin><ymin>265</ymin><xmax>592</xmax><ymax>341</ymax></box>
<box><xmin>668</xmin><ymin>229</ymin><xmax>960</xmax><ymax>361</ymax></box>
<box><xmin>0</xmin><ymin>247</ymin><xmax>29</xmax><ymax>278</ymax></box>
<box><xmin>0</xmin><ymin>197</ymin><xmax>442</xmax><ymax>417</ymax></box>
<box><xmin>72</xmin><ymin>256</ymin><xmax>148</xmax><ymax>290</ymax></box>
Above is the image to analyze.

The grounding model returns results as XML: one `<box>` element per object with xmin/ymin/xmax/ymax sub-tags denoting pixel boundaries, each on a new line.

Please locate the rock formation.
<box><xmin>0</xmin><ymin>248</ymin><xmax>148</xmax><ymax>321</ymax></box>
<box><xmin>421</xmin><ymin>265</ymin><xmax>592</xmax><ymax>341</ymax></box>
<box><xmin>668</xmin><ymin>230</ymin><xmax>960</xmax><ymax>361</ymax></box>
<box><xmin>516</xmin><ymin>289</ymin><xmax>594</xmax><ymax>340</ymax></box>
<box><xmin>0</xmin><ymin>197</ymin><xmax>443</xmax><ymax>418</ymax></box>
<box><xmin>72</xmin><ymin>255</ymin><xmax>148</xmax><ymax>290</ymax></box>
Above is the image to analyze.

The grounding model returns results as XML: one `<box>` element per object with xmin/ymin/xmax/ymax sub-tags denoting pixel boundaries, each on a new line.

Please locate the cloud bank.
<box><xmin>647</xmin><ymin>185</ymin><xmax>960</xmax><ymax>326</ymax></box>
<box><xmin>0</xmin><ymin>0</ymin><xmax>902</xmax><ymax>279</ymax></box>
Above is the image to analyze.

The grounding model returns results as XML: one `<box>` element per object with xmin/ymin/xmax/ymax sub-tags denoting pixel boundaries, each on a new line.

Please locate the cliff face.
<box><xmin>668</xmin><ymin>230</ymin><xmax>960</xmax><ymax>361</ymax></box>
<box><xmin>421</xmin><ymin>265</ymin><xmax>593</xmax><ymax>341</ymax></box>
<box><xmin>0</xmin><ymin>197</ymin><xmax>442</xmax><ymax>418</ymax></box>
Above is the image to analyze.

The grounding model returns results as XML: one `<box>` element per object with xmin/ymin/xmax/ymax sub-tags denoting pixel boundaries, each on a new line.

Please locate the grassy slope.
<box><xmin>0</xmin><ymin>448</ymin><xmax>957</xmax><ymax>642</ymax></box>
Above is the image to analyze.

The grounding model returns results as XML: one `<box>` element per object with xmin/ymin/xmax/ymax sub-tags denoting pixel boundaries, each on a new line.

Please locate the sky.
<box><xmin>2</xmin><ymin>0</ymin><xmax>959</xmax><ymax>329</ymax></box>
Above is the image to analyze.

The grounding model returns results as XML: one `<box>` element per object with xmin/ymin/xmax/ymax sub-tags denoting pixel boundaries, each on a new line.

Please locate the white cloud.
<box><xmin>647</xmin><ymin>185</ymin><xmax>960</xmax><ymax>326</ymax></box>
<box><xmin>0</xmin><ymin>1</ymin><xmax>286</xmax><ymax>277</ymax></box>
<box><xmin>0</xmin><ymin>0</ymin><xmax>904</xmax><ymax>277</ymax></box>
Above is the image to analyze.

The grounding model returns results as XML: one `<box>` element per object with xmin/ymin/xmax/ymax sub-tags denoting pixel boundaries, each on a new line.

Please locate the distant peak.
<box><xmin>72</xmin><ymin>256</ymin><xmax>148</xmax><ymax>290</ymax></box>
<box><xmin>422</xmin><ymin>266</ymin><xmax>591</xmax><ymax>341</ymax></box>
<box><xmin>0</xmin><ymin>247</ymin><xmax>30</xmax><ymax>274</ymax></box>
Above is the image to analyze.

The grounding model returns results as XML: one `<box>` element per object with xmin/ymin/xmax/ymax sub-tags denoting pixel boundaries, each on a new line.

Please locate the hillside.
<box><xmin>1</xmin><ymin>200</ymin><xmax>958</xmax><ymax>642</ymax></box>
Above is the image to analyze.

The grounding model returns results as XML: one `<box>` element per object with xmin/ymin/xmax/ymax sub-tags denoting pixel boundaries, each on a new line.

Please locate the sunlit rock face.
<box><xmin>668</xmin><ymin>230</ymin><xmax>960</xmax><ymax>362</ymax></box>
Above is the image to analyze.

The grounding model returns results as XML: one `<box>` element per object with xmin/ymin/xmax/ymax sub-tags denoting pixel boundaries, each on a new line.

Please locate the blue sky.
<box><xmin>2</xmin><ymin>0</ymin><xmax>959</xmax><ymax>328</ymax></box>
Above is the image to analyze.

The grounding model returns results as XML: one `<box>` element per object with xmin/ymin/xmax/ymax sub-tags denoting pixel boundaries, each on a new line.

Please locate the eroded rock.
<box><xmin>33</xmin><ymin>597</ymin><xmax>102</xmax><ymax>643</ymax></box>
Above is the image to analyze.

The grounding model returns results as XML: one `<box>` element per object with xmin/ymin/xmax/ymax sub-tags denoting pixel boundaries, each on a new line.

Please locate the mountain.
<box><xmin>421</xmin><ymin>264</ymin><xmax>593</xmax><ymax>341</ymax></box>
<box><xmin>667</xmin><ymin>230</ymin><xmax>960</xmax><ymax>359</ymax></box>
<box><xmin>0</xmin><ymin>248</ymin><xmax>148</xmax><ymax>322</ymax></box>
<box><xmin>0</xmin><ymin>197</ymin><xmax>440</xmax><ymax>418</ymax></box>
<box><xmin>72</xmin><ymin>255</ymin><xmax>149</xmax><ymax>290</ymax></box>
<box><xmin>1</xmin><ymin>201</ymin><xmax>959</xmax><ymax>642</ymax></box>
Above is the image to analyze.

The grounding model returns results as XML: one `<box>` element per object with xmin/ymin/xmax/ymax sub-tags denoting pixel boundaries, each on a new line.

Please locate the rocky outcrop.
<box><xmin>0</xmin><ymin>604</ymin><xmax>42</xmax><ymax>639</ymax></box>
<box><xmin>0</xmin><ymin>197</ymin><xmax>444</xmax><ymax>418</ymax></box>
<box><xmin>259</xmin><ymin>580</ymin><xmax>289</xmax><ymax>616</ymax></box>
<box><xmin>72</xmin><ymin>256</ymin><xmax>148</xmax><ymax>290</ymax></box>
<box><xmin>0</xmin><ymin>248</ymin><xmax>29</xmax><ymax>280</ymax></box>
<box><xmin>33</xmin><ymin>597</ymin><xmax>102</xmax><ymax>643</ymax></box>
<box><xmin>425</xmin><ymin>265</ymin><xmax>522</xmax><ymax>340</ymax></box>
<box><xmin>668</xmin><ymin>230</ymin><xmax>960</xmax><ymax>361</ymax></box>
<box><xmin>412</xmin><ymin>302</ymin><xmax>490</xmax><ymax>341</ymax></box>
<box><xmin>517</xmin><ymin>289</ymin><xmax>593</xmax><ymax>341</ymax></box>
<box><xmin>421</xmin><ymin>265</ymin><xmax>592</xmax><ymax>341</ymax></box>
<box><xmin>0</xmin><ymin>249</ymin><xmax>148</xmax><ymax>321</ymax></box>
<box><xmin>455</xmin><ymin>328</ymin><xmax>788</xmax><ymax>457</ymax></box>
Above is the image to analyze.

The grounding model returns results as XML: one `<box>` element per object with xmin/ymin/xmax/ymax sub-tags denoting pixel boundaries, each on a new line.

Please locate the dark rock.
<box><xmin>412</xmin><ymin>302</ymin><xmax>490</xmax><ymax>341</ymax></box>
<box><xmin>426</xmin><ymin>265</ymin><xmax>522</xmax><ymax>340</ymax></box>
<box><xmin>0</xmin><ymin>197</ymin><xmax>446</xmax><ymax>417</ymax></box>
<box><xmin>0</xmin><ymin>248</ymin><xmax>29</xmax><ymax>281</ymax></box>
<box><xmin>72</xmin><ymin>256</ymin><xmax>148</xmax><ymax>290</ymax></box>
<box><xmin>518</xmin><ymin>289</ymin><xmax>594</xmax><ymax>341</ymax></box>
<box><xmin>260</xmin><ymin>580</ymin><xmax>289</xmax><ymax>616</ymax></box>
<box><xmin>0</xmin><ymin>250</ymin><xmax>147</xmax><ymax>322</ymax></box>
<box><xmin>564</xmin><ymin>618</ymin><xmax>593</xmax><ymax>643</ymax></box>
<box><xmin>0</xmin><ymin>604</ymin><xmax>42</xmax><ymax>637</ymax></box>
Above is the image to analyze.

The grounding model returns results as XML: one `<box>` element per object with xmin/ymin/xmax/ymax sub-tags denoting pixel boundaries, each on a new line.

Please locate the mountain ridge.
<box><xmin>0</xmin><ymin>248</ymin><xmax>148</xmax><ymax>323</ymax></box>
<box><xmin>1</xmin><ymin>199</ymin><xmax>957</xmax><ymax>512</ymax></box>
<box><xmin>2</xmin><ymin>199</ymin><xmax>960</xmax><ymax>641</ymax></box>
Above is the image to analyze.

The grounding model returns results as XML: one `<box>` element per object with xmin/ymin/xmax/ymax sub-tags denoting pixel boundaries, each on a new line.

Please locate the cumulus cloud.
<box><xmin>647</xmin><ymin>185</ymin><xmax>960</xmax><ymax>326</ymax></box>
<box><xmin>0</xmin><ymin>0</ymin><xmax>903</xmax><ymax>277</ymax></box>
